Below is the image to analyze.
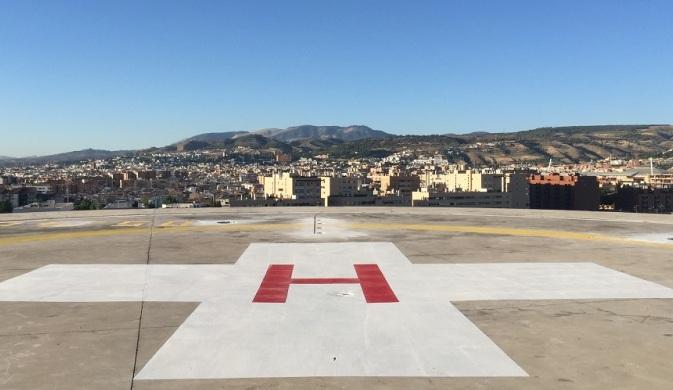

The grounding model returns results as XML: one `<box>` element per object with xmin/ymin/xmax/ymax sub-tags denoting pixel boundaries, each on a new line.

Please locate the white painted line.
<box><xmin>628</xmin><ymin>233</ymin><xmax>673</xmax><ymax>244</ymax></box>
<box><xmin>1</xmin><ymin>242</ymin><xmax>672</xmax><ymax>379</ymax></box>
<box><xmin>113</xmin><ymin>221</ymin><xmax>148</xmax><ymax>227</ymax></box>
<box><xmin>193</xmin><ymin>220</ymin><xmax>238</xmax><ymax>226</ymax></box>
<box><xmin>0</xmin><ymin>221</ymin><xmax>23</xmax><ymax>227</ymax></box>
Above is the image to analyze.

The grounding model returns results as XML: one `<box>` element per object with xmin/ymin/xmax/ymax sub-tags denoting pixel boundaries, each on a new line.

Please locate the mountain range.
<box><xmin>172</xmin><ymin>125</ymin><xmax>391</xmax><ymax>148</ymax></box>
<box><xmin>152</xmin><ymin>124</ymin><xmax>673</xmax><ymax>165</ymax></box>
<box><xmin>2</xmin><ymin>124</ymin><xmax>672</xmax><ymax>166</ymax></box>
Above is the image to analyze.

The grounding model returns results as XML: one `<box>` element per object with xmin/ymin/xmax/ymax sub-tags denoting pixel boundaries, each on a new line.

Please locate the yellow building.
<box><xmin>437</xmin><ymin>170</ymin><xmax>506</xmax><ymax>192</ymax></box>
<box><xmin>378</xmin><ymin>175</ymin><xmax>421</xmax><ymax>196</ymax></box>
<box><xmin>263</xmin><ymin>173</ymin><xmax>321</xmax><ymax>200</ymax></box>
<box><xmin>320</xmin><ymin>176</ymin><xmax>366</xmax><ymax>206</ymax></box>
<box><xmin>412</xmin><ymin>172</ymin><xmax>530</xmax><ymax>209</ymax></box>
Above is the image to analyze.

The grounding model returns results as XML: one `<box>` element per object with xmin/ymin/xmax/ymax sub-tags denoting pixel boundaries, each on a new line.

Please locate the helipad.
<box><xmin>1</xmin><ymin>207</ymin><xmax>672</xmax><ymax>389</ymax></box>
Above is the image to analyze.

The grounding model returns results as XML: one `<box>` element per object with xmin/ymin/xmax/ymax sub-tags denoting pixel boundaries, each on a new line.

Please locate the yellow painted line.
<box><xmin>159</xmin><ymin>220</ymin><xmax>192</xmax><ymax>227</ymax></box>
<box><xmin>0</xmin><ymin>221</ymin><xmax>23</xmax><ymax>227</ymax></box>
<box><xmin>38</xmin><ymin>221</ymin><xmax>70</xmax><ymax>228</ymax></box>
<box><xmin>0</xmin><ymin>227</ymin><xmax>149</xmax><ymax>246</ymax></box>
<box><xmin>113</xmin><ymin>221</ymin><xmax>147</xmax><ymax>227</ymax></box>
<box><xmin>350</xmin><ymin>222</ymin><xmax>597</xmax><ymax>240</ymax></box>
<box><xmin>2</xmin><ymin>220</ymin><xmax>669</xmax><ymax>250</ymax></box>
<box><xmin>349</xmin><ymin>222</ymin><xmax>673</xmax><ymax>249</ymax></box>
<box><xmin>0</xmin><ymin>223</ymin><xmax>301</xmax><ymax>247</ymax></box>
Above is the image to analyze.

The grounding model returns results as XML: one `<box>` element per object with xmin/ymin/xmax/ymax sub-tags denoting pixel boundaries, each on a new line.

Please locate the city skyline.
<box><xmin>2</xmin><ymin>0</ymin><xmax>673</xmax><ymax>156</ymax></box>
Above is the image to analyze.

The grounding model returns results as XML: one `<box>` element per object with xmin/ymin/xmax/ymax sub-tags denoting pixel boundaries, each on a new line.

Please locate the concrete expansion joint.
<box><xmin>129</xmin><ymin>210</ymin><xmax>156</xmax><ymax>390</ymax></box>
<box><xmin>458</xmin><ymin>298</ymin><xmax>673</xmax><ymax>313</ymax></box>
<box><xmin>0</xmin><ymin>324</ymin><xmax>182</xmax><ymax>339</ymax></box>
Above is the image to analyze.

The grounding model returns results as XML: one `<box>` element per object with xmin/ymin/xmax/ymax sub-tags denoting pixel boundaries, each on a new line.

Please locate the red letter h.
<box><xmin>253</xmin><ymin>264</ymin><xmax>398</xmax><ymax>303</ymax></box>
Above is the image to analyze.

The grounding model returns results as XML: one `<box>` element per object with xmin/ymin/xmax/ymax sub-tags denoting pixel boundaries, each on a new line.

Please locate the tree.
<box><xmin>0</xmin><ymin>200</ymin><xmax>13</xmax><ymax>213</ymax></box>
<box><xmin>73</xmin><ymin>198</ymin><xmax>100</xmax><ymax>210</ymax></box>
<box><xmin>163</xmin><ymin>195</ymin><xmax>178</xmax><ymax>205</ymax></box>
<box><xmin>141</xmin><ymin>198</ymin><xmax>156</xmax><ymax>209</ymax></box>
<box><xmin>203</xmin><ymin>197</ymin><xmax>221</xmax><ymax>207</ymax></box>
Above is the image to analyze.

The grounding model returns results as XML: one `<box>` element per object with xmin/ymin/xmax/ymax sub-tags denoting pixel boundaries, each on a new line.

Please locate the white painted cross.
<box><xmin>1</xmin><ymin>242</ymin><xmax>672</xmax><ymax>379</ymax></box>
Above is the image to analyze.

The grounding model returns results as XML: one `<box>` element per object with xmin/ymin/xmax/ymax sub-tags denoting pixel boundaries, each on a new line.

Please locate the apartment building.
<box><xmin>262</xmin><ymin>173</ymin><xmax>321</xmax><ymax>201</ymax></box>
<box><xmin>412</xmin><ymin>190</ymin><xmax>512</xmax><ymax>208</ymax></box>
<box><xmin>378</xmin><ymin>175</ymin><xmax>420</xmax><ymax>196</ymax></box>
<box><xmin>615</xmin><ymin>187</ymin><xmax>673</xmax><ymax>213</ymax></box>
<box><xmin>320</xmin><ymin>176</ymin><xmax>367</xmax><ymax>206</ymax></box>
<box><xmin>438</xmin><ymin>170</ymin><xmax>506</xmax><ymax>192</ymax></box>
<box><xmin>528</xmin><ymin>174</ymin><xmax>599</xmax><ymax>211</ymax></box>
<box><xmin>412</xmin><ymin>173</ymin><xmax>529</xmax><ymax>208</ymax></box>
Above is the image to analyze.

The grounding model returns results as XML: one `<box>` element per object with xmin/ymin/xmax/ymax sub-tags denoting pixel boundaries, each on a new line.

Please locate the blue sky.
<box><xmin>1</xmin><ymin>0</ymin><xmax>672</xmax><ymax>156</ymax></box>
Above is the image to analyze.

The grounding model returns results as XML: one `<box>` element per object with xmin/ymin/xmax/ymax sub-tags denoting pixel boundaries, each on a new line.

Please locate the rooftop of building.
<box><xmin>1</xmin><ymin>207</ymin><xmax>673</xmax><ymax>389</ymax></box>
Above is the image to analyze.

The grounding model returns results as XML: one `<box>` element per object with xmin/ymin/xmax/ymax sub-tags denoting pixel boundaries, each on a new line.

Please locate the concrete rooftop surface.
<box><xmin>1</xmin><ymin>207</ymin><xmax>672</xmax><ymax>390</ymax></box>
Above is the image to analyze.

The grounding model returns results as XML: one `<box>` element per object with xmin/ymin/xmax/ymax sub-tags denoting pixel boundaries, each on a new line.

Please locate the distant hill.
<box><xmin>3</xmin><ymin>124</ymin><xmax>672</xmax><ymax>166</ymax></box>
<box><xmin>252</xmin><ymin>128</ymin><xmax>286</xmax><ymax>138</ymax></box>
<box><xmin>169</xmin><ymin>125</ymin><xmax>392</xmax><ymax>153</ymax></box>
<box><xmin>177</xmin><ymin>125</ymin><xmax>392</xmax><ymax>148</ymax></box>
<box><xmin>502</xmin><ymin>124</ymin><xmax>657</xmax><ymax>138</ymax></box>
<box><xmin>172</xmin><ymin>132</ymin><xmax>293</xmax><ymax>153</ymax></box>
<box><xmin>253</xmin><ymin>125</ymin><xmax>392</xmax><ymax>142</ymax></box>
<box><xmin>176</xmin><ymin>125</ymin><xmax>673</xmax><ymax>161</ymax></box>
<box><xmin>175</xmin><ymin>131</ymin><xmax>248</xmax><ymax>144</ymax></box>
<box><xmin>329</xmin><ymin>124</ymin><xmax>673</xmax><ymax>164</ymax></box>
<box><xmin>224</xmin><ymin>134</ymin><xmax>294</xmax><ymax>153</ymax></box>
<box><xmin>1</xmin><ymin>149</ymin><xmax>132</xmax><ymax>165</ymax></box>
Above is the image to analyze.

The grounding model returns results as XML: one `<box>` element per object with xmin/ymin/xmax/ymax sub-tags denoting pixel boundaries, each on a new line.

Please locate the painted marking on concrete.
<box><xmin>628</xmin><ymin>232</ymin><xmax>673</xmax><ymax>245</ymax></box>
<box><xmin>354</xmin><ymin>264</ymin><xmax>399</xmax><ymax>303</ymax></box>
<box><xmin>349</xmin><ymin>222</ymin><xmax>673</xmax><ymax>249</ymax></box>
<box><xmin>0</xmin><ymin>217</ymin><xmax>671</xmax><ymax>250</ymax></box>
<box><xmin>113</xmin><ymin>220</ymin><xmax>147</xmax><ymax>227</ymax></box>
<box><xmin>38</xmin><ymin>220</ymin><xmax>92</xmax><ymax>228</ymax></box>
<box><xmin>0</xmin><ymin>221</ymin><xmax>23</xmax><ymax>227</ymax></box>
<box><xmin>253</xmin><ymin>264</ymin><xmax>397</xmax><ymax>303</ymax></box>
<box><xmin>293</xmin><ymin>217</ymin><xmax>366</xmax><ymax>239</ymax></box>
<box><xmin>350</xmin><ymin>222</ymin><xmax>601</xmax><ymax>241</ymax></box>
<box><xmin>0</xmin><ymin>223</ymin><xmax>303</xmax><ymax>247</ymax></box>
<box><xmin>194</xmin><ymin>220</ymin><xmax>238</xmax><ymax>226</ymax></box>
<box><xmin>1</xmin><ymin>242</ymin><xmax>672</xmax><ymax>379</ymax></box>
<box><xmin>158</xmin><ymin>220</ymin><xmax>192</xmax><ymax>227</ymax></box>
<box><xmin>252</xmin><ymin>264</ymin><xmax>293</xmax><ymax>303</ymax></box>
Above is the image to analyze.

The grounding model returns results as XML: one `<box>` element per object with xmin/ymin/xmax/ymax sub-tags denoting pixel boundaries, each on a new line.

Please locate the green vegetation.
<box><xmin>163</xmin><ymin>195</ymin><xmax>178</xmax><ymax>204</ymax></box>
<box><xmin>73</xmin><ymin>198</ymin><xmax>101</xmax><ymax>210</ymax></box>
<box><xmin>203</xmin><ymin>198</ymin><xmax>221</xmax><ymax>207</ymax></box>
<box><xmin>0</xmin><ymin>200</ymin><xmax>13</xmax><ymax>213</ymax></box>
<box><xmin>141</xmin><ymin>198</ymin><xmax>157</xmax><ymax>209</ymax></box>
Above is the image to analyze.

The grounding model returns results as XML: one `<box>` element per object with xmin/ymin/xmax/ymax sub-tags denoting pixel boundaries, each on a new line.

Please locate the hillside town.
<box><xmin>1</xmin><ymin>149</ymin><xmax>672</xmax><ymax>214</ymax></box>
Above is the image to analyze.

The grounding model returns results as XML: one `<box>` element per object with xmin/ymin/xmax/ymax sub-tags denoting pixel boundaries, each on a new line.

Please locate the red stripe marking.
<box><xmin>354</xmin><ymin>264</ymin><xmax>399</xmax><ymax>303</ymax></box>
<box><xmin>253</xmin><ymin>264</ymin><xmax>293</xmax><ymax>303</ymax></box>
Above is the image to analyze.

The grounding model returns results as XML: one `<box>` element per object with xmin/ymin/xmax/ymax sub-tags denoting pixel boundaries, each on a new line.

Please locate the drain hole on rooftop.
<box><xmin>217</xmin><ymin>220</ymin><xmax>235</xmax><ymax>224</ymax></box>
<box><xmin>336</xmin><ymin>292</ymin><xmax>353</xmax><ymax>297</ymax></box>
